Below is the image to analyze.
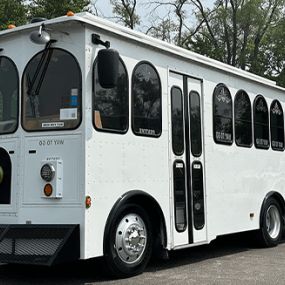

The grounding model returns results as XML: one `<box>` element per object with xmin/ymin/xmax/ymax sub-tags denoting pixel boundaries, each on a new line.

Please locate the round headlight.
<box><xmin>40</xmin><ymin>164</ymin><xmax>55</xmax><ymax>182</ymax></box>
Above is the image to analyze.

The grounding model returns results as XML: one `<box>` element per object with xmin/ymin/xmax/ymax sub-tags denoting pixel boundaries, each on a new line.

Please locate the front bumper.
<box><xmin>0</xmin><ymin>224</ymin><xmax>79</xmax><ymax>265</ymax></box>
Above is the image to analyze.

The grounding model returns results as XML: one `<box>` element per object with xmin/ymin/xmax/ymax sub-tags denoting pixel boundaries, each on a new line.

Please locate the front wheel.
<box><xmin>258</xmin><ymin>197</ymin><xmax>282</xmax><ymax>247</ymax></box>
<box><xmin>104</xmin><ymin>204</ymin><xmax>152</xmax><ymax>278</ymax></box>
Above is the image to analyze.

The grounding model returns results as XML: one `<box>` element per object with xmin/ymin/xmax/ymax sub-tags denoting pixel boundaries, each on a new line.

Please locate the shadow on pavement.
<box><xmin>0</xmin><ymin>232</ymin><xmax>280</xmax><ymax>284</ymax></box>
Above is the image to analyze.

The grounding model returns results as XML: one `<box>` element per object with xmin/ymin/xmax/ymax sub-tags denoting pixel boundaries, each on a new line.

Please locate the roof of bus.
<box><xmin>0</xmin><ymin>12</ymin><xmax>283</xmax><ymax>91</ymax></box>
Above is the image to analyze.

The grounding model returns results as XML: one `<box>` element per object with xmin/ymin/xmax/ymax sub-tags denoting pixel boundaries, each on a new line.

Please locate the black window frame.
<box><xmin>253</xmin><ymin>95</ymin><xmax>269</xmax><ymax>149</ymax></box>
<box><xmin>0</xmin><ymin>56</ymin><xmax>19</xmax><ymax>135</ymax></box>
<box><xmin>131</xmin><ymin>61</ymin><xmax>162</xmax><ymax>138</ymax></box>
<box><xmin>21</xmin><ymin>47</ymin><xmax>82</xmax><ymax>132</ymax></box>
<box><xmin>270</xmin><ymin>99</ymin><xmax>284</xmax><ymax>151</ymax></box>
<box><xmin>171</xmin><ymin>86</ymin><xmax>184</xmax><ymax>156</ymax></box>
<box><xmin>234</xmin><ymin>89</ymin><xmax>253</xmax><ymax>148</ymax></box>
<box><xmin>93</xmin><ymin>57</ymin><xmax>129</xmax><ymax>134</ymax></box>
<box><xmin>213</xmin><ymin>83</ymin><xmax>233</xmax><ymax>145</ymax></box>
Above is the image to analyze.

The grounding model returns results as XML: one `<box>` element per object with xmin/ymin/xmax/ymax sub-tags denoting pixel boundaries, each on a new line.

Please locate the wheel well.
<box><xmin>260</xmin><ymin>191</ymin><xmax>285</xmax><ymax>226</ymax></box>
<box><xmin>104</xmin><ymin>190</ymin><xmax>167</xmax><ymax>253</ymax></box>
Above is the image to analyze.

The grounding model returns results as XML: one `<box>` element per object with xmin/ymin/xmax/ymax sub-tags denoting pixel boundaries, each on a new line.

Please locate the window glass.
<box><xmin>213</xmin><ymin>83</ymin><xmax>233</xmax><ymax>144</ymax></box>
<box><xmin>94</xmin><ymin>58</ymin><xmax>128</xmax><ymax>133</ymax></box>
<box><xmin>254</xmin><ymin>95</ymin><xmax>269</xmax><ymax>149</ymax></box>
<box><xmin>234</xmin><ymin>90</ymin><xmax>252</xmax><ymax>147</ymax></box>
<box><xmin>22</xmin><ymin>48</ymin><xmax>81</xmax><ymax>131</ymax></box>
<box><xmin>132</xmin><ymin>62</ymin><xmax>162</xmax><ymax>137</ymax></box>
<box><xmin>0</xmin><ymin>57</ymin><xmax>18</xmax><ymax>134</ymax></box>
<box><xmin>189</xmin><ymin>91</ymin><xmax>202</xmax><ymax>156</ymax></box>
<box><xmin>270</xmin><ymin>100</ymin><xmax>284</xmax><ymax>151</ymax></box>
<box><xmin>171</xmin><ymin>87</ymin><xmax>184</xmax><ymax>155</ymax></box>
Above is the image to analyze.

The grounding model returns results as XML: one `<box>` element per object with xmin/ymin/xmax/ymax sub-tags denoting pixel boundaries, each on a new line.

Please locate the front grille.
<box><xmin>0</xmin><ymin>224</ymin><xmax>79</xmax><ymax>265</ymax></box>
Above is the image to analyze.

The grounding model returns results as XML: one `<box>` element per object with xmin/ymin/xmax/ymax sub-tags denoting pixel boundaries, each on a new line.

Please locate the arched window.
<box><xmin>253</xmin><ymin>95</ymin><xmax>269</xmax><ymax>149</ymax></box>
<box><xmin>270</xmin><ymin>100</ymin><xmax>284</xmax><ymax>151</ymax></box>
<box><xmin>93</xmin><ymin>58</ymin><xmax>128</xmax><ymax>133</ymax></box>
<box><xmin>132</xmin><ymin>62</ymin><xmax>162</xmax><ymax>137</ymax></box>
<box><xmin>0</xmin><ymin>56</ymin><xmax>18</xmax><ymax>134</ymax></box>
<box><xmin>234</xmin><ymin>90</ymin><xmax>252</xmax><ymax>147</ymax></box>
<box><xmin>213</xmin><ymin>83</ymin><xmax>233</xmax><ymax>144</ymax></box>
<box><xmin>22</xmin><ymin>48</ymin><xmax>82</xmax><ymax>131</ymax></box>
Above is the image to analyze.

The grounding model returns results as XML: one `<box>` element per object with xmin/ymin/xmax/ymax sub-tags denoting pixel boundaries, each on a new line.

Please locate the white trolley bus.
<box><xmin>0</xmin><ymin>12</ymin><xmax>284</xmax><ymax>277</ymax></box>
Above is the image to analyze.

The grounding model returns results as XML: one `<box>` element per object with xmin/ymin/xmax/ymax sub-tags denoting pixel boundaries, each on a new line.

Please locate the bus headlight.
<box><xmin>40</xmin><ymin>163</ymin><xmax>55</xmax><ymax>182</ymax></box>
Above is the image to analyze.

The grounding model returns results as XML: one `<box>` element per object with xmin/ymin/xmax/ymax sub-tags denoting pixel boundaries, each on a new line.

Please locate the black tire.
<box><xmin>258</xmin><ymin>197</ymin><xmax>282</xmax><ymax>247</ymax></box>
<box><xmin>104</xmin><ymin>203</ymin><xmax>153</xmax><ymax>278</ymax></box>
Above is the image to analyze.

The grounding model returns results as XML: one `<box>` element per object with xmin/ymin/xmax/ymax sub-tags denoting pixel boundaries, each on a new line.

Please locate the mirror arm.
<box><xmin>91</xmin><ymin>34</ymin><xmax>110</xmax><ymax>49</ymax></box>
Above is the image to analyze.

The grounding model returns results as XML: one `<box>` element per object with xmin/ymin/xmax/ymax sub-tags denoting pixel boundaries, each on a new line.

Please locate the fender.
<box><xmin>103</xmin><ymin>190</ymin><xmax>167</xmax><ymax>252</ymax></box>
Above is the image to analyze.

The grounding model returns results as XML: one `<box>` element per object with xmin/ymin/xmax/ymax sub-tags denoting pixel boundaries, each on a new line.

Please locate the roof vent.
<box><xmin>30</xmin><ymin>17</ymin><xmax>47</xmax><ymax>24</ymax></box>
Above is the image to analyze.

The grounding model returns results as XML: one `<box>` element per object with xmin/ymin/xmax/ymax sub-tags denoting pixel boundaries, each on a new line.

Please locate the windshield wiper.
<box><xmin>27</xmin><ymin>40</ymin><xmax>56</xmax><ymax>117</ymax></box>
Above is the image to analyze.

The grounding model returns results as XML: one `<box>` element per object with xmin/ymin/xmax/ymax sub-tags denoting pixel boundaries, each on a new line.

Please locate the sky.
<box><xmin>92</xmin><ymin>0</ymin><xmax>214</xmax><ymax>32</ymax></box>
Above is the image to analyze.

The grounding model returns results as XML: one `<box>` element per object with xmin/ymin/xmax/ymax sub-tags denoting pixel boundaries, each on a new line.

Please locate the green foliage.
<box><xmin>0</xmin><ymin>0</ymin><xmax>27</xmax><ymax>30</ymax></box>
<box><xmin>111</xmin><ymin>0</ymin><xmax>140</xmax><ymax>29</ymax></box>
<box><xmin>28</xmin><ymin>0</ymin><xmax>90</xmax><ymax>19</ymax></box>
<box><xmin>187</xmin><ymin>0</ymin><xmax>285</xmax><ymax>86</ymax></box>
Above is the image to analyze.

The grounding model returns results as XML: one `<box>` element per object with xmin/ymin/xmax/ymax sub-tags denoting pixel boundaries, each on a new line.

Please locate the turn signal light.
<box><xmin>44</xmin><ymin>184</ymin><xmax>53</xmax><ymax>197</ymax></box>
<box><xmin>8</xmin><ymin>24</ymin><xmax>16</xmax><ymax>29</ymax></box>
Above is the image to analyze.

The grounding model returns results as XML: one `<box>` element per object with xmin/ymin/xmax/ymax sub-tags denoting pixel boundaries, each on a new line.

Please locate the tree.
<box><xmin>111</xmin><ymin>0</ymin><xmax>140</xmax><ymax>29</ymax></box>
<box><xmin>28</xmin><ymin>0</ymin><xmax>91</xmax><ymax>19</ymax></box>
<box><xmin>148</xmin><ymin>0</ymin><xmax>190</xmax><ymax>46</ymax></box>
<box><xmin>0</xmin><ymin>0</ymin><xmax>27</xmax><ymax>30</ymax></box>
<box><xmin>187</xmin><ymin>0</ymin><xmax>285</xmax><ymax>79</ymax></box>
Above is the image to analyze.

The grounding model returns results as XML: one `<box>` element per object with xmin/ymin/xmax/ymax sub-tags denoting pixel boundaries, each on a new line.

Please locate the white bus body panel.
<box><xmin>0</xmin><ymin>13</ymin><xmax>284</xmax><ymax>261</ymax></box>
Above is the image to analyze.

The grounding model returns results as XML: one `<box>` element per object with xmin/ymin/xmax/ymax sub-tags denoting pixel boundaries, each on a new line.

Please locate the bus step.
<box><xmin>0</xmin><ymin>224</ymin><xmax>79</xmax><ymax>266</ymax></box>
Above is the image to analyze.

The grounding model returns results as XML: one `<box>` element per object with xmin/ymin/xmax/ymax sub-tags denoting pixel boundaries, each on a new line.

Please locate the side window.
<box><xmin>189</xmin><ymin>91</ymin><xmax>202</xmax><ymax>156</ymax></box>
<box><xmin>234</xmin><ymin>90</ymin><xmax>252</xmax><ymax>147</ymax></box>
<box><xmin>270</xmin><ymin>100</ymin><xmax>284</xmax><ymax>151</ymax></box>
<box><xmin>22</xmin><ymin>48</ymin><xmax>82</xmax><ymax>131</ymax></box>
<box><xmin>213</xmin><ymin>83</ymin><xmax>233</xmax><ymax>144</ymax></box>
<box><xmin>0</xmin><ymin>56</ymin><xmax>19</xmax><ymax>134</ymax></box>
<box><xmin>132</xmin><ymin>62</ymin><xmax>162</xmax><ymax>137</ymax></box>
<box><xmin>93</xmin><ymin>58</ymin><xmax>128</xmax><ymax>133</ymax></box>
<box><xmin>171</xmin><ymin>87</ymin><xmax>184</xmax><ymax>155</ymax></box>
<box><xmin>254</xmin><ymin>95</ymin><xmax>269</xmax><ymax>149</ymax></box>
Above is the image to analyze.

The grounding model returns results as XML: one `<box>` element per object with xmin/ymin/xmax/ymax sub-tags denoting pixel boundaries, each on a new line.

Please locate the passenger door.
<box><xmin>169</xmin><ymin>71</ymin><xmax>207</xmax><ymax>247</ymax></box>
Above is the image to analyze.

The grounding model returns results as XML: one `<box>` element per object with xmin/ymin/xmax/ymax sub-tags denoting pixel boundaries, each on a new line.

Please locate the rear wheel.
<box><xmin>258</xmin><ymin>197</ymin><xmax>282</xmax><ymax>247</ymax></box>
<box><xmin>104</xmin><ymin>204</ymin><xmax>152</xmax><ymax>278</ymax></box>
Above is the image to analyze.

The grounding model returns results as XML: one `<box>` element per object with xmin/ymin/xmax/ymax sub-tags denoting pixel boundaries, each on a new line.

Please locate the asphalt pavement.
<box><xmin>0</xmin><ymin>233</ymin><xmax>284</xmax><ymax>285</ymax></box>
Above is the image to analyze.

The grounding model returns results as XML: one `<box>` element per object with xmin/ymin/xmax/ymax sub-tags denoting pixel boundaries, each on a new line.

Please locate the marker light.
<box><xmin>44</xmin><ymin>184</ymin><xmax>53</xmax><ymax>197</ymax></box>
<box><xmin>0</xmin><ymin>166</ymin><xmax>3</xmax><ymax>184</ymax></box>
<box><xmin>40</xmin><ymin>163</ymin><xmax>55</xmax><ymax>182</ymax></box>
<box><xmin>67</xmin><ymin>11</ymin><xmax>75</xmax><ymax>17</ymax></box>
<box><xmin>8</xmin><ymin>24</ymin><xmax>16</xmax><ymax>29</ymax></box>
<box><xmin>85</xmin><ymin>196</ymin><xmax>92</xmax><ymax>209</ymax></box>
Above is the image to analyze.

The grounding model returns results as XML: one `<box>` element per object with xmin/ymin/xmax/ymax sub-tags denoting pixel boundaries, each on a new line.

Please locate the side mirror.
<box><xmin>97</xmin><ymin>49</ymin><xmax>119</xmax><ymax>89</ymax></box>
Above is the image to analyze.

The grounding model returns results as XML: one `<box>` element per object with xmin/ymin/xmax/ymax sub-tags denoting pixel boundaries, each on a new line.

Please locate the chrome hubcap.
<box><xmin>265</xmin><ymin>205</ymin><xmax>281</xmax><ymax>239</ymax></box>
<box><xmin>115</xmin><ymin>213</ymin><xmax>147</xmax><ymax>265</ymax></box>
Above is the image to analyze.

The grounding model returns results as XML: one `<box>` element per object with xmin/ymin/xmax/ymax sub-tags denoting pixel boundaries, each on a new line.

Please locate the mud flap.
<box><xmin>0</xmin><ymin>224</ymin><xmax>79</xmax><ymax>266</ymax></box>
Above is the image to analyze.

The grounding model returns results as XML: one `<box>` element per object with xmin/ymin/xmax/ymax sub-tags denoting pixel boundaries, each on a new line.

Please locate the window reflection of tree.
<box><xmin>0</xmin><ymin>57</ymin><xmax>18</xmax><ymax>133</ymax></box>
<box><xmin>213</xmin><ymin>84</ymin><xmax>232</xmax><ymax>144</ymax></box>
<box><xmin>270</xmin><ymin>100</ymin><xmax>284</xmax><ymax>150</ymax></box>
<box><xmin>234</xmin><ymin>90</ymin><xmax>252</xmax><ymax>146</ymax></box>
<box><xmin>133</xmin><ymin>63</ymin><xmax>161</xmax><ymax>135</ymax></box>
<box><xmin>171</xmin><ymin>87</ymin><xmax>184</xmax><ymax>155</ymax></box>
<box><xmin>94</xmin><ymin>59</ymin><xmax>128</xmax><ymax>131</ymax></box>
<box><xmin>190</xmin><ymin>92</ymin><xmax>202</xmax><ymax>155</ymax></box>
<box><xmin>254</xmin><ymin>96</ymin><xmax>269</xmax><ymax>148</ymax></box>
